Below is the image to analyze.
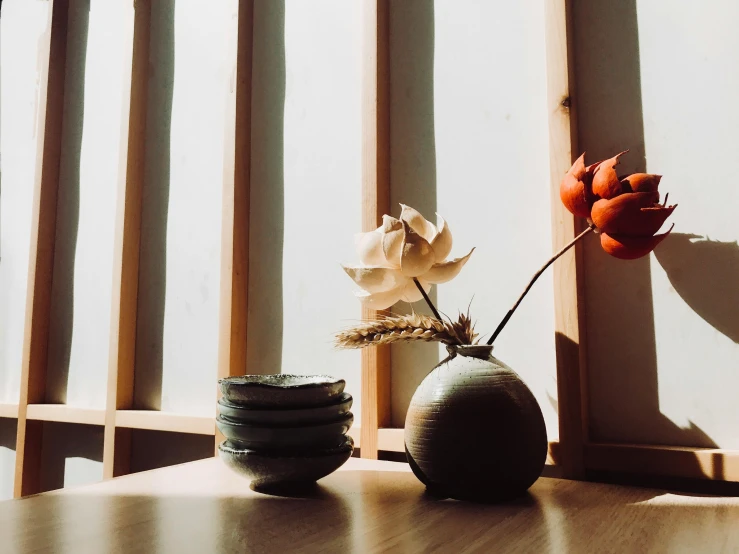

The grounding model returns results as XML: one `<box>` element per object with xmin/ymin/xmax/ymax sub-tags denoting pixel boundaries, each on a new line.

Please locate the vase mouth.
<box><xmin>449</xmin><ymin>344</ymin><xmax>493</xmax><ymax>359</ymax></box>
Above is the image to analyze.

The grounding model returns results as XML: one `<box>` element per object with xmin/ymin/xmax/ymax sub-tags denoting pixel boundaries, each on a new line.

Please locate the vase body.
<box><xmin>404</xmin><ymin>346</ymin><xmax>547</xmax><ymax>501</ymax></box>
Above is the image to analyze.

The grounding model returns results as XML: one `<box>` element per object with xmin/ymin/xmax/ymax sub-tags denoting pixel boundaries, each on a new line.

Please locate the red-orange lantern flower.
<box><xmin>560</xmin><ymin>151</ymin><xmax>676</xmax><ymax>260</ymax></box>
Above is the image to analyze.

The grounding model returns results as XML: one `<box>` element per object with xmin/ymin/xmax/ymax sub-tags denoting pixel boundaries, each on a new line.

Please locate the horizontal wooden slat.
<box><xmin>378</xmin><ymin>428</ymin><xmax>403</xmax><ymax>452</ymax></box>
<box><xmin>115</xmin><ymin>410</ymin><xmax>215</xmax><ymax>435</ymax></box>
<box><xmin>585</xmin><ymin>442</ymin><xmax>739</xmax><ymax>482</ymax></box>
<box><xmin>26</xmin><ymin>404</ymin><xmax>105</xmax><ymax>426</ymax></box>
<box><xmin>0</xmin><ymin>403</ymin><xmax>20</xmax><ymax>419</ymax></box>
<box><xmin>378</xmin><ymin>429</ymin><xmax>558</xmax><ymax>467</ymax></box>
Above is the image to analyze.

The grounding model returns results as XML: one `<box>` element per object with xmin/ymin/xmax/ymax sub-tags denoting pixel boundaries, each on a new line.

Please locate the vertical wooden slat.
<box><xmin>102</xmin><ymin>0</ymin><xmax>152</xmax><ymax>479</ymax></box>
<box><xmin>545</xmin><ymin>0</ymin><xmax>587</xmax><ymax>479</ymax></box>
<box><xmin>216</xmin><ymin>0</ymin><xmax>254</xmax><ymax>450</ymax></box>
<box><xmin>360</xmin><ymin>0</ymin><xmax>391</xmax><ymax>459</ymax></box>
<box><xmin>14</xmin><ymin>0</ymin><xmax>71</xmax><ymax>498</ymax></box>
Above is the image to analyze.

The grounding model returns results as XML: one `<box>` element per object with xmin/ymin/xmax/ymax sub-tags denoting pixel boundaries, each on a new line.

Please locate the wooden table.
<box><xmin>1</xmin><ymin>457</ymin><xmax>738</xmax><ymax>553</ymax></box>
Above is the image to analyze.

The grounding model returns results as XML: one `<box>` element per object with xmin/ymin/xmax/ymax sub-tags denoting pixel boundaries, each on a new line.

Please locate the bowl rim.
<box><xmin>218</xmin><ymin>374</ymin><xmax>345</xmax><ymax>390</ymax></box>
<box><xmin>218</xmin><ymin>436</ymin><xmax>354</xmax><ymax>458</ymax></box>
<box><xmin>215</xmin><ymin>411</ymin><xmax>353</xmax><ymax>430</ymax></box>
<box><xmin>218</xmin><ymin>391</ymin><xmax>352</xmax><ymax>411</ymax></box>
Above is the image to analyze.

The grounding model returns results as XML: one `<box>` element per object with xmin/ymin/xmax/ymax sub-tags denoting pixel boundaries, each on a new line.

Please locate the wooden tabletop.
<box><xmin>1</xmin><ymin>457</ymin><xmax>738</xmax><ymax>553</ymax></box>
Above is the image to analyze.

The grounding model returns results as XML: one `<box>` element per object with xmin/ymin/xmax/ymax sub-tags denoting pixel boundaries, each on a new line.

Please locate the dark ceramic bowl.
<box><xmin>215</xmin><ymin>412</ymin><xmax>353</xmax><ymax>450</ymax></box>
<box><xmin>218</xmin><ymin>393</ymin><xmax>353</xmax><ymax>425</ymax></box>
<box><xmin>218</xmin><ymin>374</ymin><xmax>346</xmax><ymax>407</ymax></box>
<box><xmin>218</xmin><ymin>437</ymin><xmax>354</xmax><ymax>487</ymax></box>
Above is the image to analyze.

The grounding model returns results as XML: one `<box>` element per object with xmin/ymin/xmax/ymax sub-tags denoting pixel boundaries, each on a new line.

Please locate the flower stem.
<box><xmin>413</xmin><ymin>278</ymin><xmax>443</xmax><ymax>321</ymax></box>
<box><xmin>486</xmin><ymin>223</ymin><xmax>596</xmax><ymax>346</ymax></box>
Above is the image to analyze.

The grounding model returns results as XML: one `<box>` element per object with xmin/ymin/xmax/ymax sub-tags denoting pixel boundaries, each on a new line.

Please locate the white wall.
<box><xmin>0</xmin><ymin>0</ymin><xmax>51</xmax><ymax>501</ymax></box>
<box><xmin>45</xmin><ymin>0</ymin><xmax>130</xmax><ymax>407</ymax></box>
<box><xmin>389</xmin><ymin>1</ymin><xmax>559</xmax><ymax>438</ymax></box>
<box><xmin>273</xmin><ymin>0</ymin><xmax>363</xmax><ymax>419</ymax></box>
<box><xmin>0</xmin><ymin>0</ymin><xmax>49</xmax><ymax>404</ymax></box>
<box><xmin>134</xmin><ymin>0</ymin><xmax>235</xmax><ymax>416</ymax></box>
<box><xmin>576</xmin><ymin>0</ymin><xmax>739</xmax><ymax>449</ymax></box>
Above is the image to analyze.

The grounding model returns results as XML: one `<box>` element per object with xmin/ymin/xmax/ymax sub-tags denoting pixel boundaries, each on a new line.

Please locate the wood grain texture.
<box><xmin>103</xmin><ymin>0</ymin><xmax>152</xmax><ymax>480</ymax></box>
<box><xmin>216</xmin><ymin>0</ymin><xmax>254</xmax><ymax>450</ymax></box>
<box><xmin>378</xmin><ymin>427</ymin><xmax>403</xmax><ymax>452</ymax></box>
<box><xmin>380</xmin><ymin>429</ymin><xmax>558</xmax><ymax>468</ymax></box>
<box><xmin>586</xmin><ymin>443</ymin><xmax>739</xmax><ymax>482</ymax></box>
<box><xmin>26</xmin><ymin>405</ymin><xmax>105</xmax><ymax>426</ymax></box>
<box><xmin>1</xmin><ymin>457</ymin><xmax>738</xmax><ymax>553</ymax></box>
<box><xmin>360</xmin><ymin>0</ymin><xmax>391</xmax><ymax>460</ymax></box>
<box><xmin>544</xmin><ymin>0</ymin><xmax>588</xmax><ymax>480</ymax></box>
<box><xmin>115</xmin><ymin>410</ymin><xmax>215</xmax><ymax>436</ymax></box>
<box><xmin>14</xmin><ymin>0</ymin><xmax>71</xmax><ymax>499</ymax></box>
<box><xmin>0</xmin><ymin>404</ymin><xmax>19</xmax><ymax>419</ymax></box>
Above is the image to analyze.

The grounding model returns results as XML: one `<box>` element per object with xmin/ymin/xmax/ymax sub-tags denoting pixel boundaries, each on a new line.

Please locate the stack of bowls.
<box><xmin>216</xmin><ymin>374</ymin><xmax>354</xmax><ymax>488</ymax></box>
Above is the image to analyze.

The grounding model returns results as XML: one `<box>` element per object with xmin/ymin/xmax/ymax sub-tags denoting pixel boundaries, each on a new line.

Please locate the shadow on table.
<box><xmin>3</xmin><ymin>467</ymin><xmax>738</xmax><ymax>553</ymax></box>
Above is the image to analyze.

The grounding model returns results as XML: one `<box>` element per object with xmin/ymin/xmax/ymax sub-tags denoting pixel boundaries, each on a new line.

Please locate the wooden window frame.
<box><xmin>5</xmin><ymin>0</ymin><xmax>737</xmax><ymax>499</ymax></box>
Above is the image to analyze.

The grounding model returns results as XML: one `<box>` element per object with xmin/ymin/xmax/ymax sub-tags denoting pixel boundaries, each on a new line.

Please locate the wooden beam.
<box><xmin>103</xmin><ymin>0</ymin><xmax>152</xmax><ymax>480</ymax></box>
<box><xmin>0</xmin><ymin>404</ymin><xmax>19</xmax><ymax>419</ymax></box>
<box><xmin>116</xmin><ymin>410</ymin><xmax>215</xmax><ymax>436</ymax></box>
<box><xmin>377</xmin><ymin>429</ymin><xmax>559</xmax><ymax>468</ymax></box>
<box><xmin>14</xmin><ymin>0</ymin><xmax>71</xmax><ymax>498</ymax></box>
<box><xmin>378</xmin><ymin>428</ymin><xmax>403</xmax><ymax>453</ymax></box>
<box><xmin>27</xmin><ymin>405</ymin><xmax>105</xmax><ymax>426</ymax></box>
<box><xmin>216</xmin><ymin>0</ymin><xmax>254</xmax><ymax>451</ymax></box>
<box><xmin>544</xmin><ymin>0</ymin><xmax>587</xmax><ymax>479</ymax></box>
<box><xmin>360</xmin><ymin>0</ymin><xmax>391</xmax><ymax>460</ymax></box>
<box><xmin>585</xmin><ymin>443</ymin><xmax>739</xmax><ymax>483</ymax></box>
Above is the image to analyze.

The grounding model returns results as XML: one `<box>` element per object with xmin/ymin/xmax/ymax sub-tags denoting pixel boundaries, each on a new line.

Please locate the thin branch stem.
<box><xmin>486</xmin><ymin>223</ymin><xmax>596</xmax><ymax>346</ymax></box>
<box><xmin>413</xmin><ymin>278</ymin><xmax>443</xmax><ymax>321</ymax></box>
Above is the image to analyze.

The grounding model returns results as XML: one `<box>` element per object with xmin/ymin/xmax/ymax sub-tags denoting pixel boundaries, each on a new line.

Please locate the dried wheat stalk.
<box><xmin>335</xmin><ymin>313</ymin><xmax>477</xmax><ymax>349</ymax></box>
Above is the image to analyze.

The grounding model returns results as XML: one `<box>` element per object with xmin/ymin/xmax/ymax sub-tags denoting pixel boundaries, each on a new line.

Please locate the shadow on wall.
<box><xmin>245</xmin><ymin>0</ymin><xmax>286</xmax><ymax>375</ymax></box>
<box><xmin>551</xmin><ymin>335</ymin><xmax>718</xmax><ymax>484</ymax></box>
<box><xmin>0</xmin><ymin>420</ymin><xmax>16</xmax><ymax>451</ymax></box>
<box><xmin>40</xmin><ymin>421</ymin><xmax>103</xmax><ymax>493</ymax></box>
<box><xmin>134</xmin><ymin>0</ymin><xmax>175</xmax><ymax>409</ymax></box>
<box><xmin>45</xmin><ymin>0</ymin><xmax>90</xmax><ymax>403</ymax></box>
<box><xmin>129</xmin><ymin>429</ymin><xmax>213</xmax><ymax>474</ymax></box>
<box><xmin>573</xmin><ymin>0</ymin><xmax>717</xmax><ymax>449</ymax></box>
<box><xmin>654</xmin><ymin>234</ymin><xmax>739</xmax><ymax>344</ymax></box>
<box><xmin>388</xmin><ymin>0</ymin><xmax>438</xmax><ymax>428</ymax></box>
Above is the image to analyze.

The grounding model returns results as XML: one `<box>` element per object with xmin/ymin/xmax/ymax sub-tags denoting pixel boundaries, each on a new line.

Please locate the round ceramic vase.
<box><xmin>404</xmin><ymin>345</ymin><xmax>547</xmax><ymax>502</ymax></box>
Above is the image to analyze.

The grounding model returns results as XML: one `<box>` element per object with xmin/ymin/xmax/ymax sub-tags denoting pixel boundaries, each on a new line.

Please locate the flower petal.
<box><xmin>341</xmin><ymin>265</ymin><xmax>403</xmax><ymax>293</ymax></box>
<box><xmin>430</xmin><ymin>215</ymin><xmax>453</xmax><ymax>262</ymax></box>
<box><xmin>399</xmin><ymin>220</ymin><xmax>436</xmax><ymax>277</ymax></box>
<box><xmin>355</xmin><ymin>286</ymin><xmax>405</xmax><ymax>310</ymax></box>
<box><xmin>398</xmin><ymin>278</ymin><xmax>430</xmax><ymax>303</ymax></box>
<box><xmin>355</xmin><ymin>232</ymin><xmax>386</xmax><ymax>266</ymax></box>
<box><xmin>356</xmin><ymin>215</ymin><xmax>402</xmax><ymax>267</ymax></box>
<box><xmin>381</xmin><ymin>214</ymin><xmax>402</xmax><ymax>233</ymax></box>
<box><xmin>382</xmin><ymin>226</ymin><xmax>404</xmax><ymax>268</ymax></box>
<box><xmin>600</xmin><ymin>225</ymin><xmax>674</xmax><ymax>260</ymax></box>
<box><xmin>560</xmin><ymin>153</ymin><xmax>595</xmax><ymax>218</ymax></box>
<box><xmin>622</xmin><ymin>173</ymin><xmax>662</xmax><ymax>194</ymax></box>
<box><xmin>592</xmin><ymin>150</ymin><xmax>628</xmax><ymax>199</ymax></box>
<box><xmin>591</xmin><ymin>191</ymin><xmax>668</xmax><ymax>236</ymax></box>
<box><xmin>400</xmin><ymin>204</ymin><xmax>436</xmax><ymax>242</ymax></box>
<box><xmin>422</xmin><ymin>248</ymin><xmax>475</xmax><ymax>284</ymax></box>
